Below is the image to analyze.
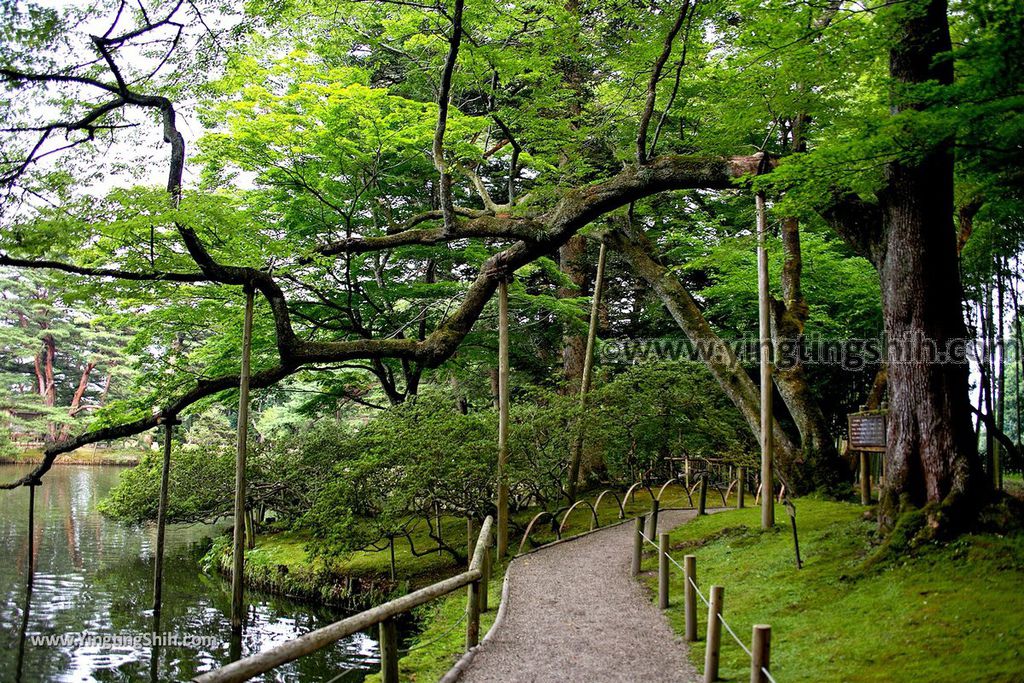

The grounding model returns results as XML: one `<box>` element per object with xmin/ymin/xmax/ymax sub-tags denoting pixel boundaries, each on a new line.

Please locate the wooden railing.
<box><xmin>194</xmin><ymin>516</ymin><xmax>494</xmax><ymax>683</ymax></box>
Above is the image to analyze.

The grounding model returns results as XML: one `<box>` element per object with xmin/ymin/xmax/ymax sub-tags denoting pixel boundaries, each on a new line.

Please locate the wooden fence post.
<box><xmin>658</xmin><ymin>533</ymin><xmax>670</xmax><ymax>609</ymax></box>
<box><xmin>737</xmin><ymin>466</ymin><xmax>745</xmax><ymax>509</ymax></box>
<box><xmin>479</xmin><ymin>544</ymin><xmax>491</xmax><ymax>613</ymax></box>
<box><xmin>703</xmin><ymin>586</ymin><xmax>723</xmax><ymax>683</ymax></box>
<box><xmin>631</xmin><ymin>516</ymin><xmax>643</xmax><ymax>576</ymax></box>
<box><xmin>698</xmin><ymin>475</ymin><xmax>708</xmax><ymax>515</ymax></box>
<box><xmin>684</xmin><ymin>555</ymin><xmax>697</xmax><ymax>642</ymax></box>
<box><xmin>379</xmin><ymin>617</ymin><xmax>399</xmax><ymax>683</ymax></box>
<box><xmin>646</xmin><ymin>498</ymin><xmax>660</xmax><ymax>538</ymax></box>
<box><xmin>751</xmin><ymin>624</ymin><xmax>771</xmax><ymax>683</ymax></box>
<box><xmin>466</xmin><ymin>577</ymin><xmax>481</xmax><ymax>650</ymax></box>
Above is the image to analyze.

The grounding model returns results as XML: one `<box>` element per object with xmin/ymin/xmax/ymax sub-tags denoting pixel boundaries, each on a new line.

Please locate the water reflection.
<box><xmin>0</xmin><ymin>464</ymin><xmax>381</xmax><ymax>682</ymax></box>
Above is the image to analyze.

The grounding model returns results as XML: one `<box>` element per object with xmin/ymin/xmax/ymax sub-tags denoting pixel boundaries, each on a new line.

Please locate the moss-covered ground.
<box><xmin>381</xmin><ymin>496</ymin><xmax>1024</xmax><ymax>682</ymax></box>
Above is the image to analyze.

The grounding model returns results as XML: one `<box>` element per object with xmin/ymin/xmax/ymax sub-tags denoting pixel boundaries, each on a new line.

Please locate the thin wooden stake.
<box><xmin>756</xmin><ymin>191</ymin><xmax>775</xmax><ymax>529</ymax></box>
<box><xmin>496</xmin><ymin>279</ymin><xmax>510</xmax><ymax>557</ymax></box>
<box><xmin>231</xmin><ymin>287</ymin><xmax>254</xmax><ymax>634</ymax></box>
<box><xmin>698</xmin><ymin>475</ymin><xmax>708</xmax><ymax>516</ymax></box>
<box><xmin>737</xmin><ymin>466</ymin><xmax>745</xmax><ymax>509</ymax></box>
<box><xmin>568</xmin><ymin>242</ymin><xmax>607</xmax><ymax>501</ymax></box>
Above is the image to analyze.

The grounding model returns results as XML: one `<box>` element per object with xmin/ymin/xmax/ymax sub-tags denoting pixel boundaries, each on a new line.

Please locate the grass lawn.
<box><xmin>363</xmin><ymin>568</ymin><xmax>505</xmax><ymax>683</ymax></box>
<box><xmin>640</xmin><ymin>498</ymin><xmax>1024</xmax><ymax>682</ymax></box>
<box><xmin>374</xmin><ymin>496</ymin><xmax>1024</xmax><ymax>682</ymax></box>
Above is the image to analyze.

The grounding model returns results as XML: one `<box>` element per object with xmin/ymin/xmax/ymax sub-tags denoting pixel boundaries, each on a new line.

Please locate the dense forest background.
<box><xmin>0</xmin><ymin>0</ymin><xmax>1022</xmax><ymax>547</ymax></box>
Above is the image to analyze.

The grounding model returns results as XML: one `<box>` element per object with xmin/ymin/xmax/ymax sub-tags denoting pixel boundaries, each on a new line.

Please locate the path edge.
<box><xmin>438</xmin><ymin>507</ymin><xmax>707</xmax><ymax>682</ymax></box>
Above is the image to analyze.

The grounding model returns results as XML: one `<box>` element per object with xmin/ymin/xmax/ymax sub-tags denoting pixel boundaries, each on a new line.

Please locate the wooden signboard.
<box><xmin>848</xmin><ymin>411</ymin><xmax>887</xmax><ymax>452</ymax></box>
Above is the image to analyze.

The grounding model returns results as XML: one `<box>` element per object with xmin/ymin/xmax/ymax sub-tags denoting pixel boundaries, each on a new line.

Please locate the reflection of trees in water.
<box><xmin>0</xmin><ymin>466</ymin><xmax>382</xmax><ymax>681</ymax></box>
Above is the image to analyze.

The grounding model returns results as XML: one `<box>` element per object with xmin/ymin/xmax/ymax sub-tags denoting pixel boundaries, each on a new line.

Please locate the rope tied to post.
<box><xmin>636</xmin><ymin>521</ymin><xmax>776</xmax><ymax>682</ymax></box>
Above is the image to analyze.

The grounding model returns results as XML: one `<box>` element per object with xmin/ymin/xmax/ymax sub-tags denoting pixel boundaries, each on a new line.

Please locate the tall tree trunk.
<box><xmin>771</xmin><ymin>201</ymin><xmax>846</xmax><ymax>493</ymax></box>
<box><xmin>42</xmin><ymin>334</ymin><xmax>56</xmax><ymax>441</ymax></box>
<box><xmin>60</xmin><ymin>362</ymin><xmax>96</xmax><ymax>441</ymax></box>
<box><xmin>607</xmin><ymin>227</ymin><xmax>804</xmax><ymax>478</ymax></box>
<box><xmin>996</xmin><ymin>263</ymin><xmax>1005</xmax><ymax>488</ymax></box>
<box><xmin>873</xmin><ymin>0</ymin><xmax>984</xmax><ymax>528</ymax></box>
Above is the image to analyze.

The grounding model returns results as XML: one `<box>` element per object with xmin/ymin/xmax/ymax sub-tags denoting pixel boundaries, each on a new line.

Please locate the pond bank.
<box><xmin>204</xmin><ymin>519</ymin><xmax>470</xmax><ymax>611</ymax></box>
<box><xmin>0</xmin><ymin>447</ymin><xmax>142</xmax><ymax>466</ymax></box>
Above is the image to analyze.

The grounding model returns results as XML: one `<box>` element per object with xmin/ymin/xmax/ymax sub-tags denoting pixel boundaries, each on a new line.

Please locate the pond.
<box><xmin>0</xmin><ymin>464</ymin><xmax>386</xmax><ymax>682</ymax></box>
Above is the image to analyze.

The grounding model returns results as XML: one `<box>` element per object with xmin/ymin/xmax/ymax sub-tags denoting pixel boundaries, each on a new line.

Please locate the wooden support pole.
<box><xmin>756</xmin><ymin>191</ymin><xmax>775</xmax><ymax>529</ymax></box>
<box><xmin>27</xmin><ymin>481</ymin><xmax>36</xmax><ymax>577</ymax></box>
<box><xmin>704</xmin><ymin>585</ymin><xmax>724</xmax><ymax>683</ymax></box>
<box><xmin>684</xmin><ymin>555</ymin><xmax>697</xmax><ymax>642</ymax></box>
<box><xmin>698</xmin><ymin>475</ymin><xmax>708</xmax><ymax>516</ymax></box>
<box><xmin>479</xmin><ymin>544</ymin><xmax>490</xmax><ymax>613</ymax></box>
<box><xmin>658</xmin><ymin>532</ymin><xmax>670</xmax><ymax>609</ymax></box>
<box><xmin>646</xmin><ymin>498</ymin><xmax>660</xmax><ymax>539</ymax></box>
<box><xmin>379</xmin><ymin>617</ymin><xmax>399</xmax><ymax>683</ymax></box>
<box><xmin>231</xmin><ymin>286</ymin><xmax>254</xmax><ymax>634</ymax></box>
<box><xmin>751</xmin><ymin>625</ymin><xmax>771</xmax><ymax>683</ymax></box>
<box><xmin>496</xmin><ymin>279</ymin><xmax>510</xmax><ymax>558</ymax></box>
<box><xmin>737</xmin><ymin>466</ymin><xmax>745</xmax><ymax>509</ymax></box>
<box><xmin>153</xmin><ymin>418</ymin><xmax>176</xmax><ymax>617</ymax></box>
<box><xmin>466</xmin><ymin>518</ymin><xmax>476</xmax><ymax>570</ymax></box>
<box><xmin>568</xmin><ymin>242</ymin><xmax>607</xmax><ymax>501</ymax></box>
<box><xmin>631</xmin><ymin>516</ymin><xmax>643</xmax><ymax>577</ymax></box>
<box><xmin>859</xmin><ymin>451</ymin><xmax>871</xmax><ymax>505</ymax></box>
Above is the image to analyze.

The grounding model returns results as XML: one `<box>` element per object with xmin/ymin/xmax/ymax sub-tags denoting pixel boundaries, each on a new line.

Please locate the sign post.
<box><xmin>848</xmin><ymin>408</ymin><xmax>887</xmax><ymax>505</ymax></box>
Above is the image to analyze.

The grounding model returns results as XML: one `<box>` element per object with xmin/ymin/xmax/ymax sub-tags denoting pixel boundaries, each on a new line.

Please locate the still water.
<box><xmin>0</xmin><ymin>464</ymin><xmax>382</xmax><ymax>682</ymax></box>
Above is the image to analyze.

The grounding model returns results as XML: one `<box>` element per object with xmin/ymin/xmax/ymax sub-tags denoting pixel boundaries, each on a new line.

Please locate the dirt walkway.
<box><xmin>456</xmin><ymin>510</ymin><xmax>700</xmax><ymax>683</ymax></box>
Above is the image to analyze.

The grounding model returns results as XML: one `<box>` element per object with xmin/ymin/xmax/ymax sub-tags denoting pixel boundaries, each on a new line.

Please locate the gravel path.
<box><xmin>457</xmin><ymin>510</ymin><xmax>700</xmax><ymax>683</ymax></box>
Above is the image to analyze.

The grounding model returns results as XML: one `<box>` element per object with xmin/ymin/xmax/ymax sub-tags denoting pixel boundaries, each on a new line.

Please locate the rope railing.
<box><xmin>399</xmin><ymin>609</ymin><xmax>468</xmax><ymax>655</ymax></box>
<box><xmin>635</xmin><ymin>516</ymin><xmax>776</xmax><ymax>683</ymax></box>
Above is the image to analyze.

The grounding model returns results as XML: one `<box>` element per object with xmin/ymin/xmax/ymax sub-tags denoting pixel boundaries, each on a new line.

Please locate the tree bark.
<box><xmin>60</xmin><ymin>361</ymin><xmax>96</xmax><ymax>441</ymax></box>
<box><xmin>559</xmin><ymin>234</ymin><xmax>587</xmax><ymax>393</ymax></box>
<box><xmin>607</xmin><ymin>227</ymin><xmax>803</xmax><ymax>476</ymax></box>
<box><xmin>872</xmin><ymin>0</ymin><xmax>984</xmax><ymax>528</ymax></box>
<box><xmin>770</xmin><ymin>116</ymin><xmax>847</xmax><ymax>494</ymax></box>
